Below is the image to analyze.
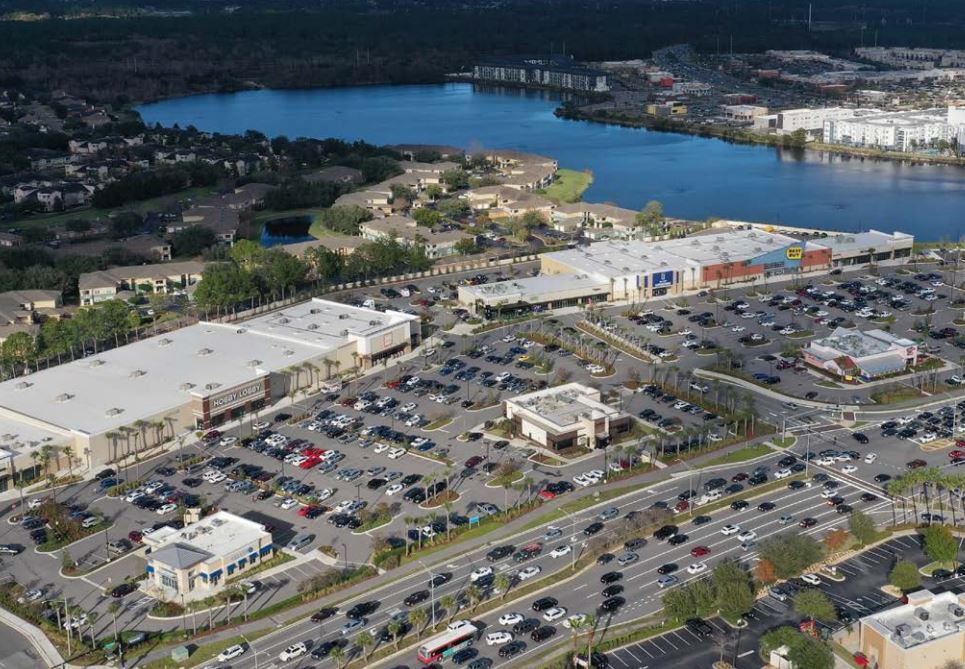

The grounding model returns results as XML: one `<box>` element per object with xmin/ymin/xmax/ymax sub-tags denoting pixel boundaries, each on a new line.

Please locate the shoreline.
<box><xmin>557</xmin><ymin>104</ymin><xmax>965</xmax><ymax>168</ymax></box>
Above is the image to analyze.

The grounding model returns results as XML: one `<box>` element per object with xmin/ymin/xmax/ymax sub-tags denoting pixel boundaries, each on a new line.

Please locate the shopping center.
<box><xmin>0</xmin><ymin>298</ymin><xmax>419</xmax><ymax>489</ymax></box>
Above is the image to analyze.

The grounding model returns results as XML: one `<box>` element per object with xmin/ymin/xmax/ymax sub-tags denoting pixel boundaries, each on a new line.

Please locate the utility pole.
<box><xmin>808</xmin><ymin>3</ymin><xmax>812</xmax><ymax>32</ymax></box>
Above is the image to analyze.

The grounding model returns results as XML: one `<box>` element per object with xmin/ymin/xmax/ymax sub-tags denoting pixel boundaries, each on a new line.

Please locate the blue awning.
<box><xmin>209</xmin><ymin>569</ymin><xmax>223</xmax><ymax>578</ymax></box>
<box><xmin>259</xmin><ymin>544</ymin><xmax>273</xmax><ymax>555</ymax></box>
<box><xmin>248</xmin><ymin>552</ymin><xmax>258</xmax><ymax>562</ymax></box>
<box><xmin>146</xmin><ymin>565</ymin><xmax>154</xmax><ymax>574</ymax></box>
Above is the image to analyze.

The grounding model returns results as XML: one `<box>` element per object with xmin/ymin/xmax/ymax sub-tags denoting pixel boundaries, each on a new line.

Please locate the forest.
<box><xmin>1</xmin><ymin>0</ymin><xmax>963</xmax><ymax>103</ymax></box>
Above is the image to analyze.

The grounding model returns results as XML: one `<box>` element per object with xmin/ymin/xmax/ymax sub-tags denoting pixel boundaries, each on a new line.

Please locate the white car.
<box><xmin>820</xmin><ymin>489</ymin><xmax>837</xmax><ymax>499</ymax></box>
<box><xmin>731</xmin><ymin>325</ymin><xmax>745</xmax><ymax>333</ymax></box>
<box><xmin>841</xmin><ymin>465</ymin><xmax>858</xmax><ymax>474</ymax></box>
<box><xmin>864</xmin><ymin>453</ymin><xmax>878</xmax><ymax>464</ymax></box>
<box><xmin>156</xmin><ymin>503</ymin><xmax>178</xmax><ymax>515</ymax></box>
<box><xmin>401</xmin><ymin>402</ymin><xmax>417</xmax><ymax>413</ymax></box>
<box><xmin>774</xmin><ymin>468</ymin><xmax>792</xmax><ymax>479</ymax></box>
<box><xmin>586</xmin><ymin>469</ymin><xmax>604</xmax><ymax>481</ymax></box>
<box><xmin>499</xmin><ymin>613</ymin><xmax>524</xmax><ymax>626</ymax></box>
<box><xmin>543</xmin><ymin>607</ymin><xmax>567</xmax><ymax>622</ymax></box>
<box><xmin>549</xmin><ymin>545</ymin><xmax>572</xmax><ymax>559</ymax></box>
<box><xmin>737</xmin><ymin>530</ymin><xmax>757</xmax><ymax>542</ymax></box>
<box><xmin>333</xmin><ymin>500</ymin><xmax>354</xmax><ymax>513</ymax></box>
<box><xmin>280</xmin><ymin>498</ymin><xmax>298</xmax><ymax>510</ymax></box>
<box><xmin>373</xmin><ymin>442</ymin><xmax>390</xmax><ymax>454</ymax></box>
<box><xmin>516</xmin><ymin>566</ymin><xmax>541</xmax><ymax>581</ymax></box>
<box><xmin>448</xmin><ymin>619</ymin><xmax>473</xmax><ymax>632</ymax></box>
<box><xmin>687</xmin><ymin>562</ymin><xmax>708</xmax><ymax>575</ymax></box>
<box><xmin>720</xmin><ymin>524</ymin><xmax>741</xmax><ymax>536</ymax></box>
<box><xmin>562</xmin><ymin>613</ymin><xmax>587</xmax><ymax>629</ymax></box>
<box><xmin>253</xmin><ymin>421</ymin><xmax>270</xmax><ymax>431</ymax></box>
<box><xmin>205</xmin><ymin>472</ymin><xmax>227</xmax><ymax>484</ymax></box>
<box><xmin>405</xmin><ymin>415</ymin><xmax>422</xmax><ymax>427</ymax></box>
<box><xmin>486</xmin><ymin>631</ymin><xmax>513</xmax><ymax>646</ymax></box>
<box><xmin>279</xmin><ymin>643</ymin><xmax>307</xmax><ymax>662</ymax></box>
<box><xmin>315</xmin><ymin>488</ymin><xmax>333</xmax><ymax>502</ymax></box>
<box><xmin>573</xmin><ymin>474</ymin><xmax>594</xmax><ymax>487</ymax></box>
<box><xmin>919</xmin><ymin>433</ymin><xmax>937</xmax><ymax>444</ymax></box>
<box><xmin>801</xmin><ymin>573</ymin><xmax>822</xmax><ymax>586</ymax></box>
<box><xmin>217</xmin><ymin>645</ymin><xmax>246</xmax><ymax>662</ymax></box>
<box><xmin>470</xmin><ymin>566</ymin><xmax>493</xmax><ymax>582</ymax></box>
<box><xmin>385</xmin><ymin>483</ymin><xmax>404</xmax><ymax>496</ymax></box>
<box><xmin>220</xmin><ymin>436</ymin><xmax>238</xmax><ymax>446</ymax></box>
<box><xmin>387</xmin><ymin>447</ymin><xmax>406</xmax><ymax>460</ymax></box>
<box><xmin>124</xmin><ymin>490</ymin><xmax>145</xmax><ymax>503</ymax></box>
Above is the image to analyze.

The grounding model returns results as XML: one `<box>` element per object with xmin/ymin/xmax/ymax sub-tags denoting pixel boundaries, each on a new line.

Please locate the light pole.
<box><xmin>418</xmin><ymin>560</ymin><xmax>437</xmax><ymax>629</ymax></box>
<box><xmin>240</xmin><ymin>633</ymin><xmax>259</xmax><ymax>669</ymax></box>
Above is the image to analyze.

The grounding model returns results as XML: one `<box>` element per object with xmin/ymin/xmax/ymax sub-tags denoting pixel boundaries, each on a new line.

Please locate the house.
<box><xmin>399</xmin><ymin>161</ymin><xmax>461</xmax><ymax>190</ymax></box>
<box><xmin>51</xmin><ymin>234</ymin><xmax>172</xmax><ymax>262</ymax></box>
<box><xmin>78</xmin><ymin>261</ymin><xmax>207</xmax><ymax>306</ymax></box>
<box><xmin>0</xmin><ymin>232</ymin><xmax>23</xmax><ymax>248</ymax></box>
<box><xmin>0</xmin><ymin>290</ymin><xmax>64</xmax><ymax>344</ymax></box>
<box><xmin>14</xmin><ymin>182</ymin><xmax>95</xmax><ymax>212</ymax></box>
<box><xmin>280</xmin><ymin>235</ymin><xmax>367</xmax><ymax>259</ymax></box>
<box><xmin>333</xmin><ymin>188</ymin><xmax>394</xmax><ymax>216</ymax></box>
<box><xmin>195</xmin><ymin>183</ymin><xmax>276</xmax><ymax>212</ymax></box>
<box><xmin>303</xmin><ymin>166</ymin><xmax>363</xmax><ymax>185</ymax></box>
<box><xmin>462</xmin><ymin>185</ymin><xmax>556</xmax><ymax>217</ymax></box>
<box><xmin>171</xmin><ymin>207</ymin><xmax>239</xmax><ymax>245</ymax></box>
<box><xmin>389</xmin><ymin>144</ymin><xmax>465</xmax><ymax>160</ymax></box>
<box><xmin>359</xmin><ymin>216</ymin><xmax>473</xmax><ymax>259</ymax></box>
<box><xmin>25</xmin><ymin>149</ymin><xmax>72</xmax><ymax>171</ymax></box>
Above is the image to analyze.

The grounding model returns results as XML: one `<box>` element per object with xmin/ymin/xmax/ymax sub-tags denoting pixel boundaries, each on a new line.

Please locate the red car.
<box><xmin>690</xmin><ymin>546</ymin><xmax>710</xmax><ymax>557</ymax></box>
<box><xmin>128</xmin><ymin>530</ymin><xmax>143</xmax><ymax>544</ymax></box>
<box><xmin>464</xmin><ymin>456</ymin><xmax>484</xmax><ymax>468</ymax></box>
<box><xmin>674</xmin><ymin>500</ymin><xmax>689</xmax><ymax>513</ymax></box>
<box><xmin>949</xmin><ymin>450</ymin><xmax>964</xmax><ymax>459</ymax></box>
<box><xmin>298</xmin><ymin>505</ymin><xmax>320</xmax><ymax>517</ymax></box>
<box><xmin>731</xmin><ymin>472</ymin><xmax>749</xmax><ymax>482</ymax></box>
<box><xmin>300</xmin><ymin>457</ymin><xmax>322</xmax><ymax>469</ymax></box>
<box><xmin>539</xmin><ymin>489</ymin><xmax>557</xmax><ymax>501</ymax></box>
<box><xmin>202</xmin><ymin>430</ymin><xmax>222</xmax><ymax>442</ymax></box>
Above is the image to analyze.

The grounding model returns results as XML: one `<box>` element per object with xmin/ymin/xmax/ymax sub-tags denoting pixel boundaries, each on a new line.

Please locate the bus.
<box><xmin>416</xmin><ymin>621</ymin><xmax>479</xmax><ymax>664</ymax></box>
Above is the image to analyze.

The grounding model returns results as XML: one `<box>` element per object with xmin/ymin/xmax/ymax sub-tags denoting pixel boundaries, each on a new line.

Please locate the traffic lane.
<box><xmin>223</xmin><ymin>457</ymin><xmax>781</xmax><ymax>669</ymax></box>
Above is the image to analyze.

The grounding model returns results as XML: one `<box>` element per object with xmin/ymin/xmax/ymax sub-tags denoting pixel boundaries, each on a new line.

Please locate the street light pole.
<box><xmin>418</xmin><ymin>560</ymin><xmax>436</xmax><ymax>629</ymax></box>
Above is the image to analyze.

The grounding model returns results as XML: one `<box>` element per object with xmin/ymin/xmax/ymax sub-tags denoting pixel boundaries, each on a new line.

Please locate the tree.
<box><xmin>329</xmin><ymin>644</ymin><xmax>346</xmax><ymax>669</ymax></box>
<box><xmin>409</xmin><ymin>606</ymin><xmax>429</xmax><ymax>638</ymax></box>
<box><xmin>1</xmin><ymin>331</ymin><xmax>36</xmax><ymax>369</ymax></box>
<box><xmin>754</xmin><ymin>558</ymin><xmax>778</xmax><ymax>585</ymax></box>
<box><xmin>315</xmin><ymin>205</ymin><xmax>372</xmax><ymax>235</ymax></box>
<box><xmin>787</xmin><ymin>634</ymin><xmax>833</xmax><ymax>669</ymax></box>
<box><xmin>712</xmin><ymin>559</ymin><xmax>755</xmax><ymax>621</ymax></box>
<box><xmin>412</xmin><ymin>208</ymin><xmax>441</xmax><ymax>228</ymax></box>
<box><xmin>439</xmin><ymin>594</ymin><xmax>456</xmax><ymax>622</ymax></box>
<box><xmin>193</xmin><ymin>263</ymin><xmax>257</xmax><ymax>310</ymax></box>
<box><xmin>823</xmin><ymin>528</ymin><xmax>850</xmax><ymax>553</ymax></box>
<box><xmin>758</xmin><ymin>535</ymin><xmax>824</xmax><ymax>579</ymax></box>
<box><xmin>923</xmin><ymin>525</ymin><xmax>958</xmax><ymax>565</ymax></box>
<box><xmin>793</xmin><ymin>589</ymin><xmax>837</xmax><ymax>623</ymax></box>
<box><xmin>848</xmin><ymin>511</ymin><xmax>878</xmax><ymax>546</ymax></box>
<box><xmin>465</xmin><ymin>584</ymin><xmax>482</xmax><ymax>611</ymax></box>
<box><xmin>454</xmin><ymin>238</ymin><xmax>478</xmax><ymax>255</ymax></box>
<box><xmin>441</xmin><ymin>169</ymin><xmax>469</xmax><ymax>191</ymax></box>
<box><xmin>495</xmin><ymin>573</ymin><xmax>512</xmax><ymax>600</ymax></box>
<box><xmin>888</xmin><ymin>559</ymin><xmax>921</xmax><ymax>592</ymax></box>
<box><xmin>386</xmin><ymin>619</ymin><xmax>404</xmax><ymax>649</ymax></box>
<box><xmin>635</xmin><ymin>200</ymin><xmax>664</xmax><ymax>232</ymax></box>
<box><xmin>356</xmin><ymin>630</ymin><xmax>374</xmax><ymax>660</ymax></box>
<box><xmin>171</xmin><ymin>226</ymin><xmax>217</xmax><ymax>257</ymax></box>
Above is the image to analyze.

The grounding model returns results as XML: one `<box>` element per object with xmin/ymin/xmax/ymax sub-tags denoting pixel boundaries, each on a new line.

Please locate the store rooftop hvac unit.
<box><xmin>915</xmin><ymin>608</ymin><xmax>929</xmax><ymax>621</ymax></box>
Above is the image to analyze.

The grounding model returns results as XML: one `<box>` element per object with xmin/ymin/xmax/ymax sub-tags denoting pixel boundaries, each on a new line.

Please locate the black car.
<box><xmin>532</xmin><ymin>596</ymin><xmax>558</xmax><ymax>611</ymax></box>
<box><xmin>600</xmin><ymin>571</ymin><xmax>623</xmax><ymax>584</ymax></box>
<box><xmin>931</xmin><ymin>568</ymin><xmax>954</xmax><ymax>581</ymax></box>
<box><xmin>836</xmin><ymin>504</ymin><xmax>853</xmax><ymax>514</ymax></box>
<box><xmin>430</xmin><ymin>572</ymin><xmax>453</xmax><ymax>588</ymax></box>
<box><xmin>686</xmin><ymin>618</ymin><xmax>714</xmax><ymax>637</ymax></box>
<box><xmin>110</xmin><ymin>582</ymin><xmax>136</xmax><ymax>598</ymax></box>
<box><xmin>596</xmin><ymin>553</ymin><xmax>615</xmax><ymax>565</ymax></box>
<box><xmin>156</xmin><ymin>466</ymin><xmax>177</xmax><ymax>476</ymax></box>
<box><xmin>657</xmin><ymin>563</ymin><xmax>678</xmax><ymax>575</ymax></box>
<box><xmin>531</xmin><ymin>625</ymin><xmax>556</xmax><ymax>642</ymax></box>
<box><xmin>730</xmin><ymin>500</ymin><xmax>749</xmax><ymax>511</ymax></box>
<box><xmin>583</xmin><ymin>522</ymin><xmax>604</xmax><ymax>536</ymax></box>
<box><xmin>748</xmin><ymin>474</ymin><xmax>767</xmax><ymax>486</ymax></box>
<box><xmin>498</xmin><ymin>641</ymin><xmax>525</xmax><ymax>658</ymax></box>
<box><xmin>514</xmin><ymin>618</ymin><xmax>539</xmax><ymax>634</ymax></box>
<box><xmin>95</xmin><ymin>467</ymin><xmax>117</xmax><ymax>479</ymax></box>
<box><xmin>310</xmin><ymin>607</ymin><xmax>338</xmax><ymax>622</ymax></box>
<box><xmin>724</xmin><ymin>484</ymin><xmax>744</xmax><ymax>495</ymax></box>
<box><xmin>624</xmin><ymin>538</ymin><xmax>646</xmax><ymax>551</ymax></box>
<box><xmin>852</xmin><ymin>433</ymin><xmax>869</xmax><ymax>444</ymax></box>
<box><xmin>653</xmin><ymin>524</ymin><xmax>678</xmax><ymax>540</ymax></box>
<box><xmin>599</xmin><ymin>596</ymin><xmax>625</xmax><ymax>613</ymax></box>
<box><xmin>404</xmin><ymin>590</ymin><xmax>430</xmax><ymax>606</ymax></box>
<box><xmin>602</xmin><ymin>584</ymin><xmax>624</xmax><ymax>598</ymax></box>
<box><xmin>574</xmin><ymin>651</ymin><xmax>609</xmax><ymax>668</ymax></box>
<box><xmin>873</xmin><ymin>474</ymin><xmax>892</xmax><ymax>483</ymax></box>
<box><xmin>860</xmin><ymin>492</ymin><xmax>878</xmax><ymax>503</ymax></box>
<box><xmin>452</xmin><ymin>648</ymin><xmax>478</xmax><ymax>664</ymax></box>
<box><xmin>787</xmin><ymin>480</ymin><xmax>806</xmax><ymax>490</ymax></box>
<box><xmin>182</xmin><ymin>477</ymin><xmax>202</xmax><ymax>488</ymax></box>
<box><xmin>758</xmin><ymin>502</ymin><xmax>776</xmax><ymax>512</ymax></box>
<box><xmin>691</xmin><ymin>515</ymin><xmax>712</xmax><ymax>525</ymax></box>
<box><xmin>310</xmin><ymin>640</ymin><xmax>346</xmax><ymax>659</ymax></box>
<box><xmin>668</xmin><ymin>534</ymin><xmax>688</xmax><ymax>546</ymax></box>
<box><xmin>346</xmin><ymin>601</ymin><xmax>379</xmax><ymax>619</ymax></box>
<box><xmin>487</xmin><ymin>545</ymin><xmax>515</xmax><ymax>562</ymax></box>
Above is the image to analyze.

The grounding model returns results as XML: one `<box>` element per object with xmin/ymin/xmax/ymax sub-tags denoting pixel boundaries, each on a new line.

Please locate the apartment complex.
<box><xmin>473</xmin><ymin>55</ymin><xmax>610</xmax><ymax>92</ymax></box>
<box><xmin>824</xmin><ymin>108</ymin><xmax>963</xmax><ymax>152</ymax></box>
<box><xmin>78</xmin><ymin>261</ymin><xmax>207</xmax><ymax>305</ymax></box>
<box><xmin>359</xmin><ymin>216</ymin><xmax>473</xmax><ymax>259</ymax></box>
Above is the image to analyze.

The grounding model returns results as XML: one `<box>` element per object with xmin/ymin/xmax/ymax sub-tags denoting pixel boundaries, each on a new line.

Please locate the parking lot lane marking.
<box><xmin>682</xmin><ymin>628</ymin><xmax>702</xmax><ymax>642</ymax></box>
<box><xmin>623</xmin><ymin>647</ymin><xmax>642</xmax><ymax>663</ymax></box>
<box><xmin>660</xmin><ymin>634</ymin><xmax>679</xmax><ymax>650</ymax></box>
<box><xmin>707</xmin><ymin>620</ymin><xmax>727</xmax><ymax>633</ymax></box>
<box><xmin>646</xmin><ymin>638</ymin><xmax>669</xmax><ymax>654</ymax></box>
<box><xmin>573</xmin><ymin>583</ymin><xmax>587</xmax><ymax>591</ymax></box>
<box><xmin>609</xmin><ymin>654</ymin><xmax>630</xmax><ymax>668</ymax></box>
<box><xmin>738</xmin><ymin>650</ymin><xmax>755</xmax><ymax>658</ymax></box>
<box><xmin>637</xmin><ymin>644</ymin><xmax>655</xmax><ymax>658</ymax></box>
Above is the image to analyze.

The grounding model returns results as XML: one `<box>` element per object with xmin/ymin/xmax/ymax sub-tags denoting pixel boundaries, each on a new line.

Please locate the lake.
<box><xmin>138</xmin><ymin>83</ymin><xmax>965</xmax><ymax>240</ymax></box>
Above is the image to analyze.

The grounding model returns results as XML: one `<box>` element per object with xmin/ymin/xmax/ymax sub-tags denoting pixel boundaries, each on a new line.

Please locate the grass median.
<box><xmin>702</xmin><ymin>444</ymin><xmax>774</xmax><ymax>467</ymax></box>
<box><xmin>520</xmin><ymin>479</ymin><xmax>667</xmax><ymax>532</ymax></box>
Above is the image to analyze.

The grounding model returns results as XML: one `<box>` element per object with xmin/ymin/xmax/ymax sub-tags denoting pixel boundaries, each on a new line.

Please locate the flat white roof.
<box><xmin>0</xmin><ymin>299</ymin><xmax>414</xmax><ymax>437</ymax></box>
<box><xmin>817</xmin><ymin>230</ymin><xmax>914</xmax><ymax>253</ymax></box>
<box><xmin>150</xmin><ymin>511</ymin><xmax>269</xmax><ymax>567</ymax></box>
<box><xmin>547</xmin><ymin>228</ymin><xmax>805</xmax><ymax>279</ymax></box>
<box><xmin>507</xmin><ymin>382</ymin><xmax>622</xmax><ymax>431</ymax></box>
<box><xmin>459</xmin><ymin>274</ymin><xmax>609</xmax><ymax>303</ymax></box>
<box><xmin>863</xmin><ymin>590</ymin><xmax>964</xmax><ymax>650</ymax></box>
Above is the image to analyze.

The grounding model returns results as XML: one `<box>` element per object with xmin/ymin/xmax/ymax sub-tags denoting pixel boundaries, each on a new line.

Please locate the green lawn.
<box><xmin>2</xmin><ymin>186</ymin><xmax>217</xmax><ymax>231</ymax></box>
<box><xmin>537</xmin><ymin>168</ymin><xmax>594</xmax><ymax>203</ymax></box>
<box><xmin>702</xmin><ymin>443</ymin><xmax>773</xmax><ymax>467</ymax></box>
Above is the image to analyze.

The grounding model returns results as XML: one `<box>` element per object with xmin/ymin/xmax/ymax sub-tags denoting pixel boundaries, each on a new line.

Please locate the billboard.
<box><xmin>651</xmin><ymin>270</ymin><xmax>675</xmax><ymax>289</ymax></box>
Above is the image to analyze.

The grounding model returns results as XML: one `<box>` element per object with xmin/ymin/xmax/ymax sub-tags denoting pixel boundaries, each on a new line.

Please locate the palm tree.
<box><xmin>466</xmin><ymin>585</ymin><xmax>482</xmax><ymax>611</ymax></box>
<box><xmin>409</xmin><ymin>606</ymin><xmax>429</xmax><ymax>638</ymax></box>
<box><xmin>62</xmin><ymin>445</ymin><xmax>75</xmax><ymax>476</ymax></box>
<box><xmin>570</xmin><ymin>618</ymin><xmax>585</xmax><ymax>658</ymax></box>
<box><xmin>330</xmin><ymin>644</ymin><xmax>346</xmax><ymax>669</ymax></box>
<box><xmin>387</xmin><ymin>619</ymin><xmax>404</xmax><ymax>649</ymax></box>
<box><xmin>439</xmin><ymin>594</ymin><xmax>456</xmax><ymax>622</ymax></box>
<box><xmin>357</xmin><ymin>630</ymin><xmax>374</xmax><ymax>660</ymax></box>
<box><xmin>583</xmin><ymin>613</ymin><xmax>599</xmax><ymax>661</ymax></box>
<box><xmin>495</xmin><ymin>573</ymin><xmax>512</xmax><ymax>600</ymax></box>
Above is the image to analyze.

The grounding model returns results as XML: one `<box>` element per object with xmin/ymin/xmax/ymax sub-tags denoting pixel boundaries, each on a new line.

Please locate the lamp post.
<box><xmin>418</xmin><ymin>560</ymin><xmax>437</xmax><ymax>629</ymax></box>
<box><xmin>240</xmin><ymin>633</ymin><xmax>259</xmax><ymax>669</ymax></box>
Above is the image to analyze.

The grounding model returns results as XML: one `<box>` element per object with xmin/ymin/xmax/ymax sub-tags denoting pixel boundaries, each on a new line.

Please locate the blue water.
<box><xmin>259</xmin><ymin>215</ymin><xmax>314</xmax><ymax>248</ymax></box>
<box><xmin>139</xmin><ymin>83</ymin><xmax>965</xmax><ymax>240</ymax></box>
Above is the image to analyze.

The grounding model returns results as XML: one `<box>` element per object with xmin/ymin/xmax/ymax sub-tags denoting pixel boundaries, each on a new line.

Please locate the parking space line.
<box><xmin>647</xmin><ymin>637</ymin><xmax>670</xmax><ymax>654</ymax></box>
<box><xmin>636</xmin><ymin>643</ymin><xmax>655</xmax><ymax>658</ymax></box>
<box><xmin>623</xmin><ymin>647</ymin><xmax>641</xmax><ymax>663</ymax></box>
<box><xmin>660</xmin><ymin>633</ymin><xmax>679</xmax><ymax>650</ymax></box>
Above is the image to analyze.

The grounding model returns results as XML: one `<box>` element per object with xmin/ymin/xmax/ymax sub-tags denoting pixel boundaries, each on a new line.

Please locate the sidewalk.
<box><xmin>0</xmin><ymin>606</ymin><xmax>65</xmax><ymax>669</ymax></box>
